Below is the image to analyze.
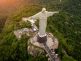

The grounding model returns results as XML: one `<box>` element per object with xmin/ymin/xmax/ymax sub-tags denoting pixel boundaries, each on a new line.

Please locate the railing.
<box><xmin>43</xmin><ymin>43</ymin><xmax>55</xmax><ymax>61</ymax></box>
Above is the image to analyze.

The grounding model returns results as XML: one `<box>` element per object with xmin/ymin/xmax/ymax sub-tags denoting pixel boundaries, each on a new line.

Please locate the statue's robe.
<box><xmin>31</xmin><ymin>11</ymin><xmax>59</xmax><ymax>37</ymax></box>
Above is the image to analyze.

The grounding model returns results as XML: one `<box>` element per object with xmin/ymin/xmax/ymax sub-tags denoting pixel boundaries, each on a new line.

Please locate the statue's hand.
<box><xmin>22</xmin><ymin>17</ymin><xmax>32</xmax><ymax>22</ymax></box>
<box><xmin>22</xmin><ymin>17</ymin><xmax>29</xmax><ymax>22</ymax></box>
<box><xmin>54</xmin><ymin>11</ymin><xmax>59</xmax><ymax>14</ymax></box>
<box><xmin>22</xmin><ymin>17</ymin><xmax>36</xmax><ymax>24</ymax></box>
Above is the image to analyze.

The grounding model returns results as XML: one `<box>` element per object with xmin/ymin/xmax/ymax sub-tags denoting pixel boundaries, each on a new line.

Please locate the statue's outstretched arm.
<box><xmin>22</xmin><ymin>12</ymin><xmax>40</xmax><ymax>22</ymax></box>
<box><xmin>47</xmin><ymin>11</ymin><xmax>59</xmax><ymax>17</ymax></box>
<box><xmin>31</xmin><ymin>12</ymin><xmax>40</xmax><ymax>20</ymax></box>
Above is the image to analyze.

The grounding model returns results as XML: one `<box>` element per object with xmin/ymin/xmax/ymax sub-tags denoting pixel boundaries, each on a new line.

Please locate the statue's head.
<box><xmin>42</xmin><ymin>8</ymin><xmax>46</xmax><ymax>13</ymax></box>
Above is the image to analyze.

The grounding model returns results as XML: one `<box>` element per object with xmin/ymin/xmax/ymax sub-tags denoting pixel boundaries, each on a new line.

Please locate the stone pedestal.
<box><xmin>29</xmin><ymin>33</ymin><xmax>59</xmax><ymax>50</ymax></box>
<box><xmin>37</xmin><ymin>35</ymin><xmax>47</xmax><ymax>43</ymax></box>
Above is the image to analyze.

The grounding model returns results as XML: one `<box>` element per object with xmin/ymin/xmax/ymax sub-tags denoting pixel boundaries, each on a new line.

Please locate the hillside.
<box><xmin>0</xmin><ymin>0</ymin><xmax>81</xmax><ymax>61</ymax></box>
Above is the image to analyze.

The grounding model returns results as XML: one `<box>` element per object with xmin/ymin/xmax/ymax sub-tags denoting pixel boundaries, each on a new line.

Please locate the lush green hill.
<box><xmin>0</xmin><ymin>16</ymin><xmax>7</xmax><ymax>32</ymax></box>
<box><xmin>0</xmin><ymin>0</ymin><xmax>81</xmax><ymax>61</ymax></box>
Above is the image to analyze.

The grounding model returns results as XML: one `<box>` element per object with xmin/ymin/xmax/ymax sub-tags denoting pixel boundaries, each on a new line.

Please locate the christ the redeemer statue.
<box><xmin>22</xmin><ymin>8</ymin><xmax>59</xmax><ymax>43</ymax></box>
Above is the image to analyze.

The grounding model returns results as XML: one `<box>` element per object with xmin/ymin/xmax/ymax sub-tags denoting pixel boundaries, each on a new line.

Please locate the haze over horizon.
<box><xmin>0</xmin><ymin>0</ymin><xmax>31</xmax><ymax>16</ymax></box>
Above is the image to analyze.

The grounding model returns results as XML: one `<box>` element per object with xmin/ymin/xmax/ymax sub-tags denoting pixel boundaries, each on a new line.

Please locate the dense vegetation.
<box><xmin>0</xmin><ymin>0</ymin><xmax>81</xmax><ymax>61</ymax></box>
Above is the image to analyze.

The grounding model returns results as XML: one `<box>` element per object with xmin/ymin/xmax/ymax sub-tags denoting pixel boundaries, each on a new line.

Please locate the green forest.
<box><xmin>0</xmin><ymin>0</ymin><xmax>81</xmax><ymax>61</ymax></box>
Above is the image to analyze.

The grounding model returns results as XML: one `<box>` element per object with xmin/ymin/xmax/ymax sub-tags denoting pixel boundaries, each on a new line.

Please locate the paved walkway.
<box><xmin>44</xmin><ymin>43</ymin><xmax>60</xmax><ymax>61</ymax></box>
